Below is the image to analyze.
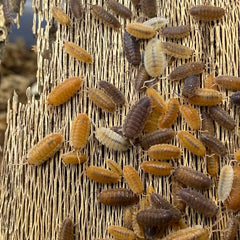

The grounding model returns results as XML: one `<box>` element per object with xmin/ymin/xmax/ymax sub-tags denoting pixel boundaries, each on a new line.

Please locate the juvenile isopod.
<box><xmin>95</xmin><ymin>127</ymin><xmax>129</xmax><ymax>151</ymax></box>
<box><xmin>168</xmin><ymin>62</ymin><xmax>205</xmax><ymax>81</ymax></box>
<box><xmin>69</xmin><ymin>0</ymin><xmax>84</xmax><ymax>19</ymax></box>
<box><xmin>180</xmin><ymin>105</ymin><xmax>201</xmax><ymax>130</ymax></box>
<box><xmin>158</xmin><ymin>98</ymin><xmax>179</xmax><ymax>128</ymax></box>
<box><xmin>174</xmin><ymin>166</ymin><xmax>212</xmax><ymax>189</ymax></box>
<box><xmin>206</xmin><ymin>153</ymin><xmax>219</xmax><ymax>177</ymax></box>
<box><xmin>179</xmin><ymin>188</ymin><xmax>218</xmax><ymax>217</ymax></box>
<box><xmin>218</xmin><ymin>165</ymin><xmax>234</xmax><ymax>202</ymax></box>
<box><xmin>86</xmin><ymin>166</ymin><xmax>120</xmax><ymax>184</ymax></box>
<box><xmin>98</xmin><ymin>188</ymin><xmax>139</xmax><ymax>206</ymax></box>
<box><xmin>64</xmin><ymin>41</ymin><xmax>93</xmax><ymax>63</ymax></box>
<box><xmin>230</xmin><ymin>91</ymin><xmax>240</xmax><ymax>106</ymax></box>
<box><xmin>204</xmin><ymin>74</ymin><xmax>218</xmax><ymax>90</ymax></box>
<box><xmin>177</xmin><ymin>131</ymin><xmax>206</xmax><ymax>157</ymax></box>
<box><xmin>108</xmin><ymin>225</ymin><xmax>136</xmax><ymax>240</ymax></box>
<box><xmin>91</xmin><ymin>5</ymin><xmax>121</xmax><ymax>30</ymax></box>
<box><xmin>140</xmin><ymin>0</ymin><xmax>157</xmax><ymax>18</ymax></box>
<box><xmin>186</xmin><ymin>88</ymin><xmax>222</xmax><ymax>106</ymax></box>
<box><xmin>126</xmin><ymin>23</ymin><xmax>156</xmax><ymax>39</ymax></box>
<box><xmin>106</xmin><ymin>0</ymin><xmax>132</xmax><ymax>18</ymax></box>
<box><xmin>134</xmin><ymin>65</ymin><xmax>151</xmax><ymax>92</ymax></box>
<box><xmin>199</xmin><ymin>133</ymin><xmax>227</xmax><ymax>156</ymax></box>
<box><xmin>224</xmin><ymin>217</ymin><xmax>239</xmax><ymax>240</ymax></box>
<box><xmin>144</xmin><ymin>38</ymin><xmax>167</xmax><ymax>77</ymax></box>
<box><xmin>214</xmin><ymin>75</ymin><xmax>240</xmax><ymax>90</ymax></box>
<box><xmin>123</xmin><ymin>31</ymin><xmax>141</xmax><ymax>66</ymax></box>
<box><xmin>189</xmin><ymin>5</ymin><xmax>225</xmax><ymax>21</ymax></box>
<box><xmin>209</xmin><ymin>105</ymin><xmax>236</xmax><ymax>130</ymax></box>
<box><xmin>141</xmin><ymin>161</ymin><xmax>173</xmax><ymax>176</ymax></box>
<box><xmin>52</xmin><ymin>6</ymin><xmax>71</xmax><ymax>26</ymax></box>
<box><xmin>123</xmin><ymin>207</ymin><xmax>134</xmax><ymax>228</ymax></box>
<box><xmin>144</xmin><ymin>108</ymin><xmax>162</xmax><ymax>133</ymax></box>
<box><xmin>146</xmin><ymin>88</ymin><xmax>167</xmax><ymax>113</ymax></box>
<box><xmin>98</xmin><ymin>81</ymin><xmax>125</xmax><ymax>105</ymax></box>
<box><xmin>148</xmin><ymin>144</ymin><xmax>181</xmax><ymax>160</ymax></box>
<box><xmin>161</xmin><ymin>25</ymin><xmax>191</xmax><ymax>39</ymax></box>
<box><xmin>182</xmin><ymin>75</ymin><xmax>200</xmax><ymax>98</ymax></box>
<box><xmin>123</xmin><ymin>96</ymin><xmax>152</xmax><ymax>139</ymax></box>
<box><xmin>62</xmin><ymin>152</ymin><xmax>87</xmax><ymax>164</ymax></box>
<box><xmin>123</xmin><ymin>165</ymin><xmax>143</xmax><ymax>194</ymax></box>
<box><xmin>88</xmin><ymin>88</ymin><xmax>116</xmax><ymax>112</ymax></box>
<box><xmin>47</xmin><ymin>77</ymin><xmax>83</xmax><ymax>106</ymax></box>
<box><xmin>172</xmin><ymin>177</ymin><xmax>186</xmax><ymax>211</ymax></box>
<box><xmin>201</xmin><ymin>112</ymin><xmax>215</xmax><ymax>135</ymax></box>
<box><xmin>27</xmin><ymin>133</ymin><xmax>63</xmax><ymax>166</ymax></box>
<box><xmin>70</xmin><ymin>113</ymin><xmax>90</xmax><ymax>150</ymax></box>
<box><xmin>106</xmin><ymin>159</ymin><xmax>123</xmax><ymax>176</ymax></box>
<box><xmin>159</xmin><ymin>42</ymin><xmax>194</xmax><ymax>59</ymax></box>
<box><xmin>58</xmin><ymin>217</ymin><xmax>73</xmax><ymax>240</ymax></box>
<box><xmin>143</xmin><ymin>17</ymin><xmax>168</xmax><ymax>31</ymax></box>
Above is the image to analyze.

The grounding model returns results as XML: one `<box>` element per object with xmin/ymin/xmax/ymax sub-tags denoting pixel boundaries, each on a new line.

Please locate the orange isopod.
<box><xmin>141</xmin><ymin>161</ymin><xmax>173</xmax><ymax>176</ymax></box>
<box><xmin>123</xmin><ymin>207</ymin><xmax>134</xmax><ymax>228</ymax></box>
<box><xmin>123</xmin><ymin>165</ymin><xmax>143</xmax><ymax>194</ymax></box>
<box><xmin>58</xmin><ymin>217</ymin><xmax>73</xmax><ymax>240</ymax></box>
<box><xmin>158</xmin><ymin>98</ymin><xmax>179</xmax><ymax>128</ymax></box>
<box><xmin>70</xmin><ymin>113</ymin><xmax>90</xmax><ymax>150</ymax></box>
<box><xmin>108</xmin><ymin>225</ymin><xmax>136</xmax><ymax>240</ymax></box>
<box><xmin>86</xmin><ymin>166</ymin><xmax>120</xmax><ymax>184</ymax></box>
<box><xmin>206</xmin><ymin>153</ymin><xmax>219</xmax><ymax>177</ymax></box>
<box><xmin>180</xmin><ymin>105</ymin><xmax>201</xmax><ymax>130</ymax></box>
<box><xmin>62</xmin><ymin>152</ymin><xmax>87</xmax><ymax>164</ymax></box>
<box><xmin>126</xmin><ymin>22</ymin><xmax>156</xmax><ymax>39</ymax></box>
<box><xmin>106</xmin><ymin>159</ymin><xmax>123</xmax><ymax>176</ymax></box>
<box><xmin>146</xmin><ymin>88</ymin><xmax>167</xmax><ymax>113</ymax></box>
<box><xmin>64</xmin><ymin>41</ymin><xmax>93</xmax><ymax>63</ymax></box>
<box><xmin>47</xmin><ymin>77</ymin><xmax>83</xmax><ymax>106</ymax></box>
<box><xmin>52</xmin><ymin>6</ymin><xmax>71</xmax><ymax>26</ymax></box>
<box><xmin>177</xmin><ymin>130</ymin><xmax>206</xmax><ymax>157</ymax></box>
<box><xmin>234</xmin><ymin>149</ymin><xmax>240</xmax><ymax>161</ymax></box>
<box><xmin>204</xmin><ymin>74</ymin><xmax>218</xmax><ymax>90</ymax></box>
<box><xmin>27</xmin><ymin>133</ymin><xmax>63</xmax><ymax>166</ymax></box>
<box><xmin>88</xmin><ymin>88</ymin><xmax>116</xmax><ymax>112</ymax></box>
<box><xmin>214</xmin><ymin>75</ymin><xmax>240</xmax><ymax>91</ymax></box>
<box><xmin>147</xmin><ymin>144</ymin><xmax>181</xmax><ymax>160</ymax></box>
<box><xmin>144</xmin><ymin>108</ymin><xmax>162</xmax><ymax>133</ymax></box>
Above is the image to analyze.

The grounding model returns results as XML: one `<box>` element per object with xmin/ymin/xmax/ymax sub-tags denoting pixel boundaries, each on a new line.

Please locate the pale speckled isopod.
<box><xmin>47</xmin><ymin>77</ymin><xmax>83</xmax><ymax>106</ymax></box>
<box><xmin>106</xmin><ymin>159</ymin><xmax>123</xmax><ymax>176</ymax></box>
<box><xmin>144</xmin><ymin>38</ymin><xmax>167</xmax><ymax>77</ymax></box>
<box><xmin>123</xmin><ymin>165</ymin><xmax>143</xmax><ymax>194</ymax></box>
<box><xmin>214</xmin><ymin>75</ymin><xmax>240</xmax><ymax>90</ymax></box>
<box><xmin>146</xmin><ymin>88</ymin><xmax>167</xmax><ymax>113</ymax></box>
<box><xmin>69</xmin><ymin>0</ymin><xmax>84</xmax><ymax>19</ymax></box>
<box><xmin>180</xmin><ymin>105</ymin><xmax>201</xmax><ymax>130</ymax></box>
<box><xmin>70</xmin><ymin>113</ymin><xmax>90</xmax><ymax>150</ymax></box>
<box><xmin>95</xmin><ymin>127</ymin><xmax>129</xmax><ymax>151</ymax></box>
<box><xmin>52</xmin><ymin>6</ymin><xmax>71</xmax><ymax>26</ymax></box>
<box><xmin>62</xmin><ymin>152</ymin><xmax>87</xmax><ymax>165</ymax></box>
<box><xmin>148</xmin><ymin>144</ymin><xmax>181</xmax><ymax>160</ymax></box>
<box><xmin>218</xmin><ymin>165</ymin><xmax>234</xmax><ymax>202</ymax></box>
<box><xmin>108</xmin><ymin>225</ymin><xmax>136</xmax><ymax>240</ymax></box>
<box><xmin>106</xmin><ymin>0</ymin><xmax>132</xmax><ymax>19</ymax></box>
<box><xmin>126</xmin><ymin>23</ymin><xmax>156</xmax><ymax>39</ymax></box>
<box><xmin>161</xmin><ymin>25</ymin><xmax>191</xmax><ymax>39</ymax></box>
<box><xmin>27</xmin><ymin>133</ymin><xmax>63</xmax><ymax>166</ymax></box>
<box><xmin>143</xmin><ymin>17</ymin><xmax>168</xmax><ymax>31</ymax></box>
<box><xmin>58</xmin><ymin>217</ymin><xmax>73</xmax><ymax>240</ymax></box>
<box><xmin>64</xmin><ymin>41</ymin><xmax>93</xmax><ymax>63</ymax></box>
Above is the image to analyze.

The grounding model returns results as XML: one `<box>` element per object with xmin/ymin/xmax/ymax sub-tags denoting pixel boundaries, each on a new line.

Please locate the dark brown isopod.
<box><xmin>107</xmin><ymin>0</ymin><xmax>132</xmax><ymax>18</ymax></box>
<box><xmin>230</xmin><ymin>91</ymin><xmax>240</xmax><ymax>105</ymax></box>
<box><xmin>69</xmin><ymin>0</ymin><xmax>84</xmax><ymax>19</ymax></box>
<box><xmin>58</xmin><ymin>217</ymin><xmax>73</xmax><ymax>240</ymax></box>
<box><xmin>98</xmin><ymin>80</ymin><xmax>125</xmax><ymax>105</ymax></box>
<box><xmin>123</xmin><ymin>96</ymin><xmax>152</xmax><ymax>139</ymax></box>
<box><xmin>161</xmin><ymin>25</ymin><xmax>190</xmax><ymax>39</ymax></box>
<box><xmin>179</xmin><ymin>188</ymin><xmax>218</xmax><ymax>217</ymax></box>
<box><xmin>199</xmin><ymin>133</ymin><xmax>227</xmax><ymax>156</ymax></box>
<box><xmin>98</xmin><ymin>188</ymin><xmax>139</xmax><ymax>206</ymax></box>
<box><xmin>140</xmin><ymin>0</ymin><xmax>157</xmax><ymax>18</ymax></box>
<box><xmin>169</xmin><ymin>62</ymin><xmax>205</xmax><ymax>81</ymax></box>
<box><xmin>182</xmin><ymin>75</ymin><xmax>200</xmax><ymax>98</ymax></box>
<box><xmin>134</xmin><ymin>65</ymin><xmax>151</xmax><ymax>92</ymax></box>
<box><xmin>174</xmin><ymin>166</ymin><xmax>212</xmax><ymax>189</ymax></box>
<box><xmin>209</xmin><ymin>105</ymin><xmax>236</xmax><ymax>130</ymax></box>
<box><xmin>201</xmin><ymin>112</ymin><xmax>215</xmax><ymax>136</ymax></box>
<box><xmin>130</xmin><ymin>0</ymin><xmax>140</xmax><ymax>9</ymax></box>
<box><xmin>123</xmin><ymin>31</ymin><xmax>141</xmax><ymax>66</ymax></box>
<box><xmin>140</xmin><ymin>128</ymin><xmax>175</xmax><ymax>149</ymax></box>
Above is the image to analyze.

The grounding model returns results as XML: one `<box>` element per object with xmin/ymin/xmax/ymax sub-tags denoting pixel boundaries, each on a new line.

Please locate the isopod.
<box><xmin>224</xmin><ymin>217</ymin><xmax>239</xmax><ymax>240</ymax></box>
<box><xmin>143</xmin><ymin>17</ymin><xmax>168</xmax><ymax>31</ymax></box>
<box><xmin>147</xmin><ymin>144</ymin><xmax>181</xmax><ymax>160</ymax></box>
<box><xmin>146</xmin><ymin>88</ymin><xmax>167</xmax><ymax>113</ymax></box>
<box><xmin>209</xmin><ymin>105</ymin><xmax>236</xmax><ymax>130</ymax></box>
<box><xmin>159</xmin><ymin>42</ymin><xmax>194</xmax><ymax>59</ymax></box>
<box><xmin>58</xmin><ymin>217</ymin><xmax>73</xmax><ymax>240</ymax></box>
<box><xmin>177</xmin><ymin>131</ymin><xmax>206</xmax><ymax>157</ymax></box>
<box><xmin>108</xmin><ymin>225</ymin><xmax>136</xmax><ymax>240</ymax></box>
<box><xmin>88</xmin><ymin>88</ymin><xmax>116</xmax><ymax>112</ymax></box>
<box><xmin>161</xmin><ymin>25</ymin><xmax>190</xmax><ymax>39</ymax></box>
<box><xmin>47</xmin><ymin>77</ymin><xmax>83</xmax><ymax>106</ymax></box>
<box><xmin>168</xmin><ymin>62</ymin><xmax>205</xmax><ymax>81</ymax></box>
<box><xmin>230</xmin><ymin>91</ymin><xmax>240</xmax><ymax>106</ymax></box>
<box><xmin>91</xmin><ymin>5</ymin><xmax>121</xmax><ymax>30</ymax></box>
<box><xmin>123</xmin><ymin>165</ymin><xmax>143</xmax><ymax>194</ymax></box>
<box><xmin>199</xmin><ymin>133</ymin><xmax>227</xmax><ymax>156</ymax></box>
<box><xmin>123</xmin><ymin>96</ymin><xmax>152</xmax><ymax>139</ymax></box>
<box><xmin>98</xmin><ymin>188</ymin><xmax>139</xmax><ymax>206</ymax></box>
<box><xmin>106</xmin><ymin>0</ymin><xmax>132</xmax><ymax>18</ymax></box>
<box><xmin>95</xmin><ymin>127</ymin><xmax>129</xmax><ymax>151</ymax></box>
<box><xmin>69</xmin><ymin>0</ymin><xmax>84</xmax><ymax>19</ymax></box>
<box><xmin>206</xmin><ymin>153</ymin><xmax>219</xmax><ymax>177</ymax></box>
<box><xmin>86</xmin><ymin>166</ymin><xmax>120</xmax><ymax>184</ymax></box>
<box><xmin>218</xmin><ymin>165</ymin><xmax>234</xmax><ymax>202</ymax></box>
<box><xmin>126</xmin><ymin>23</ymin><xmax>156</xmax><ymax>39</ymax></box>
<box><xmin>144</xmin><ymin>38</ymin><xmax>167</xmax><ymax>77</ymax></box>
<box><xmin>52</xmin><ymin>6</ymin><xmax>71</xmax><ymax>26</ymax></box>
<box><xmin>189</xmin><ymin>5</ymin><xmax>225</xmax><ymax>21</ymax></box>
<box><xmin>64</xmin><ymin>41</ymin><xmax>93</xmax><ymax>63</ymax></box>
<box><xmin>174</xmin><ymin>166</ymin><xmax>212</xmax><ymax>189</ymax></box>
<box><xmin>98</xmin><ymin>80</ymin><xmax>125</xmax><ymax>105</ymax></box>
<box><xmin>62</xmin><ymin>152</ymin><xmax>87</xmax><ymax>164</ymax></box>
<box><xmin>140</xmin><ymin>161</ymin><xmax>173</xmax><ymax>176</ymax></box>
<box><xmin>186</xmin><ymin>88</ymin><xmax>222</xmax><ymax>106</ymax></box>
<box><xmin>27</xmin><ymin>133</ymin><xmax>63</xmax><ymax>166</ymax></box>
<box><xmin>182</xmin><ymin>75</ymin><xmax>200</xmax><ymax>98</ymax></box>
<box><xmin>179</xmin><ymin>188</ymin><xmax>218</xmax><ymax>217</ymax></box>
<box><xmin>234</xmin><ymin>149</ymin><xmax>240</xmax><ymax>161</ymax></box>
<box><xmin>70</xmin><ymin>113</ymin><xmax>90</xmax><ymax>150</ymax></box>
<box><xmin>180</xmin><ymin>105</ymin><xmax>201</xmax><ymax>130</ymax></box>
<box><xmin>123</xmin><ymin>31</ymin><xmax>141</xmax><ymax>66</ymax></box>
<box><xmin>123</xmin><ymin>207</ymin><xmax>134</xmax><ymax>228</ymax></box>
<box><xmin>205</xmin><ymin>74</ymin><xmax>218</xmax><ymax>90</ymax></box>
<box><xmin>130</xmin><ymin>0</ymin><xmax>140</xmax><ymax>9</ymax></box>
<box><xmin>140</xmin><ymin>0</ymin><xmax>157</xmax><ymax>18</ymax></box>
<box><xmin>134</xmin><ymin>65</ymin><xmax>150</xmax><ymax>92</ymax></box>
<box><xmin>201</xmin><ymin>112</ymin><xmax>215</xmax><ymax>135</ymax></box>
<box><xmin>172</xmin><ymin>177</ymin><xmax>186</xmax><ymax>211</ymax></box>
<box><xmin>214</xmin><ymin>75</ymin><xmax>240</xmax><ymax>90</ymax></box>
<box><xmin>132</xmin><ymin>214</ymin><xmax>145</xmax><ymax>239</ymax></box>
<box><xmin>144</xmin><ymin>108</ymin><xmax>162</xmax><ymax>133</ymax></box>
<box><xmin>106</xmin><ymin>159</ymin><xmax>123</xmax><ymax>176</ymax></box>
